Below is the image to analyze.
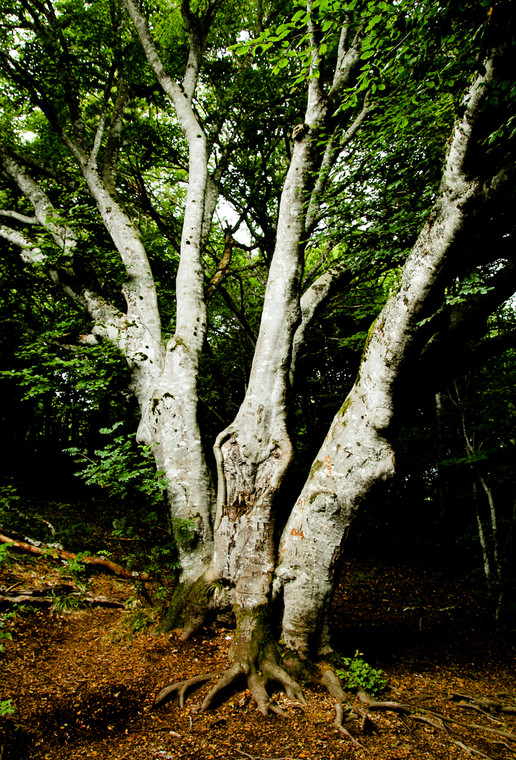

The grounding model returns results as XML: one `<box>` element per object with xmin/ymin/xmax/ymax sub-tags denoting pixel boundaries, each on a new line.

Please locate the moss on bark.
<box><xmin>159</xmin><ymin>574</ymin><xmax>212</xmax><ymax>636</ymax></box>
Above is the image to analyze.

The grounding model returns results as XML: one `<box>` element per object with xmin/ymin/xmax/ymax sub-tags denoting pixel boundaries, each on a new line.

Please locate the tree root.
<box><xmin>154</xmin><ymin>654</ymin><xmax>306</xmax><ymax>717</ymax></box>
<box><xmin>451</xmin><ymin>692</ymin><xmax>516</xmax><ymax>717</ymax></box>
<box><xmin>200</xmin><ymin>656</ymin><xmax>305</xmax><ymax>716</ymax></box>
<box><xmin>154</xmin><ymin>672</ymin><xmax>221</xmax><ymax>709</ymax></box>
<box><xmin>155</xmin><ymin>613</ymin><xmax>306</xmax><ymax>718</ymax></box>
<box><xmin>154</xmin><ymin>640</ymin><xmax>516</xmax><ymax>759</ymax></box>
<box><xmin>318</xmin><ymin>666</ymin><xmax>516</xmax><ymax>755</ymax></box>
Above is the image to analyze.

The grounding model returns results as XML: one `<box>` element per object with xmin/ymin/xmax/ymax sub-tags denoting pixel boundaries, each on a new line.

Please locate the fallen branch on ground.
<box><xmin>0</xmin><ymin>530</ymin><xmax>149</xmax><ymax>580</ymax></box>
<box><xmin>0</xmin><ymin>584</ymin><xmax>126</xmax><ymax>609</ymax></box>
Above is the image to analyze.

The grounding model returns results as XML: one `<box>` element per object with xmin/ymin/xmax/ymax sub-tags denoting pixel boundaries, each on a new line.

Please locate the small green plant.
<box><xmin>0</xmin><ymin>699</ymin><xmax>15</xmax><ymax>717</ymax></box>
<box><xmin>108</xmin><ymin>603</ymin><xmax>159</xmax><ymax>643</ymax></box>
<box><xmin>0</xmin><ymin>483</ymin><xmax>21</xmax><ymax>521</ymax></box>
<box><xmin>0</xmin><ymin>543</ymin><xmax>12</xmax><ymax>566</ymax></box>
<box><xmin>0</xmin><ymin>612</ymin><xmax>15</xmax><ymax>653</ymax></box>
<box><xmin>335</xmin><ymin>650</ymin><xmax>387</xmax><ymax>697</ymax></box>
<box><xmin>61</xmin><ymin>552</ymin><xmax>89</xmax><ymax>579</ymax></box>
<box><xmin>50</xmin><ymin>592</ymin><xmax>86</xmax><ymax>614</ymax></box>
<box><xmin>153</xmin><ymin>585</ymin><xmax>170</xmax><ymax>605</ymax></box>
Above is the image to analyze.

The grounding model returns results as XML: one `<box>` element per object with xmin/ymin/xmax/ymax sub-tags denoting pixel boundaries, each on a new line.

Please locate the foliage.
<box><xmin>0</xmin><ymin>612</ymin><xmax>15</xmax><ymax>654</ymax></box>
<box><xmin>0</xmin><ymin>543</ymin><xmax>12</xmax><ymax>566</ymax></box>
<box><xmin>335</xmin><ymin>650</ymin><xmax>387</xmax><ymax>696</ymax></box>
<box><xmin>0</xmin><ymin>699</ymin><xmax>15</xmax><ymax>717</ymax></box>
<box><xmin>50</xmin><ymin>591</ymin><xmax>86</xmax><ymax>614</ymax></box>
<box><xmin>108</xmin><ymin>601</ymin><xmax>161</xmax><ymax>642</ymax></box>
<box><xmin>65</xmin><ymin>424</ymin><xmax>168</xmax><ymax>506</ymax></box>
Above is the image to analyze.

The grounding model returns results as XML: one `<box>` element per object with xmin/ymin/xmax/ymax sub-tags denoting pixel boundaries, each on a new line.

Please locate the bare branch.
<box><xmin>0</xmin><ymin>149</ymin><xmax>77</xmax><ymax>255</ymax></box>
<box><xmin>0</xmin><ymin>224</ymin><xmax>44</xmax><ymax>264</ymax></box>
<box><xmin>123</xmin><ymin>0</ymin><xmax>204</xmax><ymax>143</ymax></box>
<box><xmin>290</xmin><ymin>262</ymin><xmax>352</xmax><ymax>380</ymax></box>
<box><xmin>329</xmin><ymin>21</ymin><xmax>366</xmax><ymax>101</ymax></box>
<box><xmin>305</xmin><ymin>91</ymin><xmax>372</xmax><ymax>234</ymax></box>
<box><xmin>90</xmin><ymin>61</ymin><xmax>119</xmax><ymax>165</ymax></box>
<box><xmin>442</xmin><ymin>55</ymin><xmax>495</xmax><ymax>194</ymax></box>
<box><xmin>204</xmin><ymin>232</ymin><xmax>233</xmax><ymax>303</ymax></box>
<box><xmin>102</xmin><ymin>77</ymin><xmax>131</xmax><ymax>193</ymax></box>
<box><xmin>0</xmin><ymin>209</ymin><xmax>38</xmax><ymax>225</ymax></box>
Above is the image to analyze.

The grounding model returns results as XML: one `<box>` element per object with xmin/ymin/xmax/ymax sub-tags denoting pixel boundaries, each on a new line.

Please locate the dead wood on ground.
<box><xmin>0</xmin><ymin>584</ymin><xmax>126</xmax><ymax>609</ymax></box>
<box><xmin>0</xmin><ymin>530</ymin><xmax>148</xmax><ymax>580</ymax></box>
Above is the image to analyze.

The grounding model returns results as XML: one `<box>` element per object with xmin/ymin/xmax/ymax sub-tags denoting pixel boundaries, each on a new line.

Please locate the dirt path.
<box><xmin>1</xmin><ymin>554</ymin><xmax>515</xmax><ymax>760</ymax></box>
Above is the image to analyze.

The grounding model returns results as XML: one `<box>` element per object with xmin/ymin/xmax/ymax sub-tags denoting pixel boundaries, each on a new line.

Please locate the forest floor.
<box><xmin>1</xmin><ymin>549</ymin><xmax>515</xmax><ymax>760</ymax></box>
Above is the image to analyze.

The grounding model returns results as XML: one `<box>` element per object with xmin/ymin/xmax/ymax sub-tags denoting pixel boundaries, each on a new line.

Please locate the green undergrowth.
<box><xmin>335</xmin><ymin>650</ymin><xmax>388</xmax><ymax>697</ymax></box>
<box><xmin>104</xmin><ymin>600</ymin><xmax>162</xmax><ymax>644</ymax></box>
<box><xmin>0</xmin><ymin>478</ymin><xmax>179</xmax><ymax>583</ymax></box>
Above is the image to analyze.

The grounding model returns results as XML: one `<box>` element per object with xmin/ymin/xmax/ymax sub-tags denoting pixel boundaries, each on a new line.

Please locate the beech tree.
<box><xmin>1</xmin><ymin>0</ymin><xmax>515</xmax><ymax>717</ymax></box>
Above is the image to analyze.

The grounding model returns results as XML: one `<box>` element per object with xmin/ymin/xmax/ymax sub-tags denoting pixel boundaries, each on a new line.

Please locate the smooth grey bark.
<box><xmin>86</xmin><ymin>2</ymin><xmax>217</xmax><ymax>582</ymax></box>
<box><xmin>1</xmin><ymin>0</ymin><xmax>218</xmax><ymax>582</ymax></box>
<box><xmin>209</xmin><ymin>15</ymin><xmax>367</xmax><ymax>623</ymax></box>
<box><xmin>275</xmin><ymin>56</ymin><xmax>499</xmax><ymax>656</ymax></box>
<box><xmin>1</xmin><ymin>146</ymin><xmax>214</xmax><ymax>580</ymax></box>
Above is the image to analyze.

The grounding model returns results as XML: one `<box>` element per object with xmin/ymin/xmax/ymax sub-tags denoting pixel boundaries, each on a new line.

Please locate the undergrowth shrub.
<box><xmin>335</xmin><ymin>650</ymin><xmax>387</xmax><ymax>696</ymax></box>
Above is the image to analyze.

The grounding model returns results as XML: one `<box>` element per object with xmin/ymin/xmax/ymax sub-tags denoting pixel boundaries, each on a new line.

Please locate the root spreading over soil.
<box><xmin>1</xmin><ymin>554</ymin><xmax>515</xmax><ymax>760</ymax></box>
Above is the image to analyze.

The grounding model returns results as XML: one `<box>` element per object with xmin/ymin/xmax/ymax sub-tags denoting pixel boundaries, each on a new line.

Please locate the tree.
<box><xmin>0</xmin><ymin>0</ymin><xmax>515</xmax><ymax>717</ymax></box>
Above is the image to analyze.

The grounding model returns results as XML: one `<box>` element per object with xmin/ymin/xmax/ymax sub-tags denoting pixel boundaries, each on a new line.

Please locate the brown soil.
<box><xmin>1</xmin><ymin>551</ymin><xmax>515</xmax><ymax>760</ymax></box>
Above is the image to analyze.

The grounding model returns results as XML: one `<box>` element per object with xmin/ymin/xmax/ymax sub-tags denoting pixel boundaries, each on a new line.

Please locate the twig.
<box><xmin>3</xmin><ymin>582</ymin><xmax>22</xmax><ymax>594</ymax></box>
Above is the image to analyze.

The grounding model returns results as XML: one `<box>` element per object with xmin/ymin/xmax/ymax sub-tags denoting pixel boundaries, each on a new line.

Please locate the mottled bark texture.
<box><xmin>275</xmin><ymin>55</ymin><xmax>499</xmax><ymax>657</ymax></box>
<box><xmin>200</xmin><ymin>14</ymin><xmax>368</xmax><ymax>690</ymax></box>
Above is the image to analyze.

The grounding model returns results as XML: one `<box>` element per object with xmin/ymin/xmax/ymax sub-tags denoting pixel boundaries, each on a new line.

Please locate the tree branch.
<box><xmin>0</xmin><ymin>209</ymin><xmax>38</xmax><ymax>225</ymax></box>
<box><xmin>102</xmin><ymin>77</ymin><xmax>131</xmax><ymax>194</ymax></box>
<box><xmin>290</xmin><ymin>262</ymin><xmax>352</xmax><ymax>380</ymax></box>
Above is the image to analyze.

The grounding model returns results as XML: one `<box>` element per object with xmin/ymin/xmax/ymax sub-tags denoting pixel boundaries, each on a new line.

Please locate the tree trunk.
<box><xmin>276</xmin><ymin>57</ymin><xmax>496</xmax><ymax>657</ymax></box>
<box><xmin>208</xmin><ymin>12</ymin><xmax>367</xmax><ymax>614</ymax></box>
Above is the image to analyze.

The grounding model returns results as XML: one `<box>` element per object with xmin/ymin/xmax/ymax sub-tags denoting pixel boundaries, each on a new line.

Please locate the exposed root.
<box><xmin>334</xmin><ymin>703</ymin><xmax>366</xmax><ymax>748</ymax></box>
<box><xmin>320</xmin><ymin>678</ymin><xmax>516</xmax><ymax>755</ymax></box>
<box><xmin>154</xmin><ymin>655</ymin><xmax>305</xmax><ymax>717</ymax></box>
<box><xmin>199</xmin><ymin>652</ymin><xmax>306</xmax><ymax>716</ymax></box>
<box><xmin>451</xmin><ymin>692</ymin><xmax>516</xmax><ymax>717</ymax></box>
<box><xmin>357</xmin><ymin>689</ymin><xmax>412</xmax><ymax>713</ymax></box>
<box><xmin>155</xmin><ymin>610</ymin><xmax>306</xmax><ymax>717</ymax></box>
<box><xmin>154</xmin><ymin>672</ymin><xmax>220</xmax><ymax>709</ymax></box>
<box><xmin>153</xmin><ymin>647</ymin><xmax>516</xmax><ymax>760</ymax></box>
<box><xmin>319</xmin><ymin>666</ymin><xmax>372</xmax><ymax>744</ymax></box>
<box><xmin>452</xmin><ymin>740</ymin><xmax>497</xmax><ymax>759</ymax></box>
<box><xmin>320</xmin><ymin>666</ymin><xmax>348</xmax><ymax>702</ymax></box>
